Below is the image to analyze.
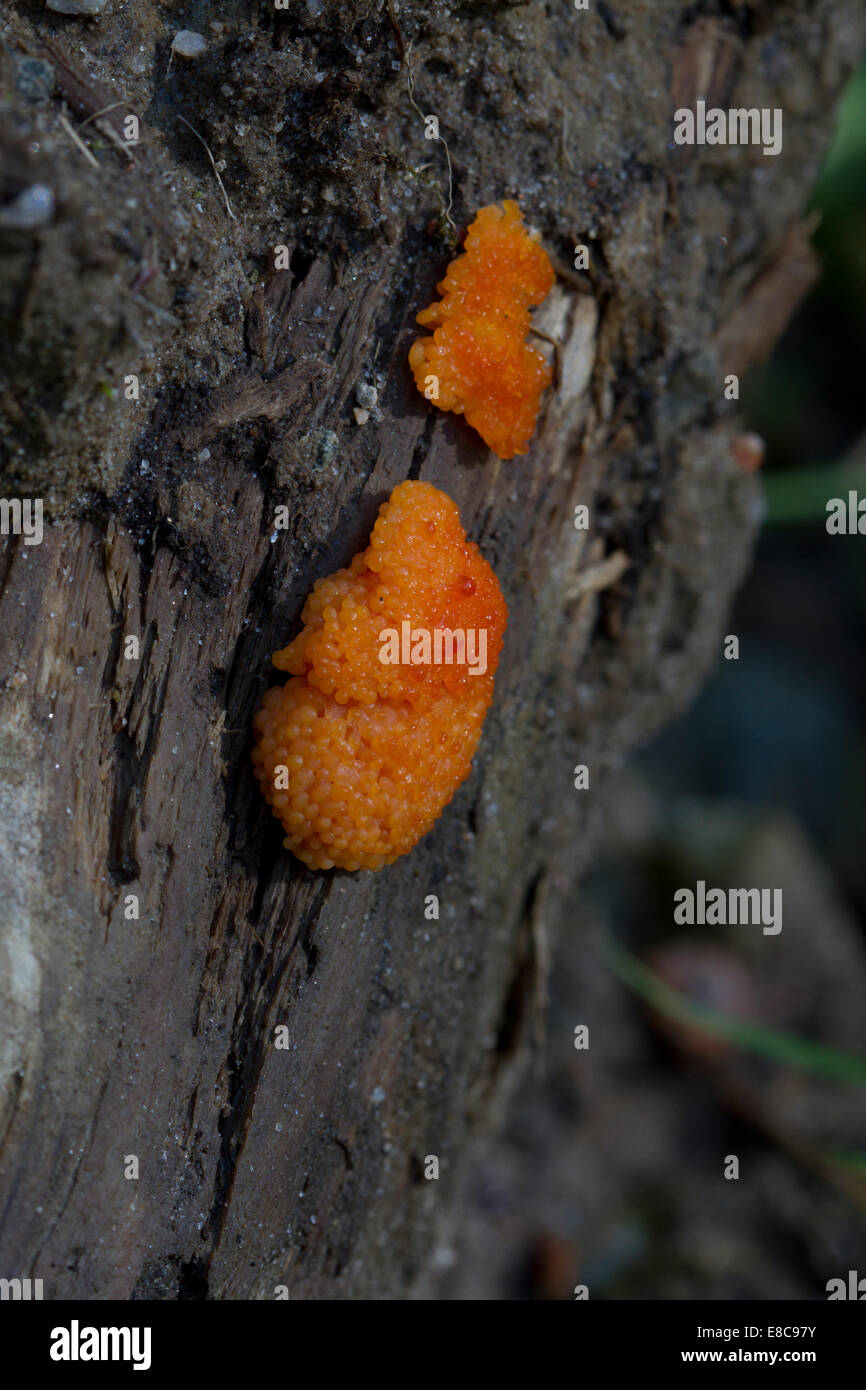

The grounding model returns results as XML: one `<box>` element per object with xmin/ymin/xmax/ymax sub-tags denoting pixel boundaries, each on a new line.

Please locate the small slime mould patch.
<box><xmin>409</xmin><ymin>200</ymin><xmax>555</xmax><ymax>458</ymax></box>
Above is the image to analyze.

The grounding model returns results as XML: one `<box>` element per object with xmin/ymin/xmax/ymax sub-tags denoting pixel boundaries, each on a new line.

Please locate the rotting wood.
<box><xmin>0</xmin><ymin>0</ymin><xmax>861</xmax><ymax>1301</ymax></box>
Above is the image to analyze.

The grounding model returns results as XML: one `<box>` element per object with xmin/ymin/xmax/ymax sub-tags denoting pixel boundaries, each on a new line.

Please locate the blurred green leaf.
<box><xmin>604</xmin><ymin>937</ymin><xmax>866</xmax><ymax>1087</ymax></box>
<box><xmin>763</xmin><ymin>459</ymin><xmax>866</xmax><ymax>525</ymax></box>
<box><xmin>823</xmin><ymin>1148</ymin><xmax>866</xmax><ymax>1174</ymax></box>
<box><xmin>812</xmin><ymin>63</ymin><xmax>866</xmax><ymax>213</ymax></box>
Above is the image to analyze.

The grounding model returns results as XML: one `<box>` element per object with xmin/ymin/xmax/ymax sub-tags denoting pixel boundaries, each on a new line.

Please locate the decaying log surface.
<box><xmin>0</xmin><ymin>0</ymin><xmax>861</xmax><ymax>1298</ymax></box>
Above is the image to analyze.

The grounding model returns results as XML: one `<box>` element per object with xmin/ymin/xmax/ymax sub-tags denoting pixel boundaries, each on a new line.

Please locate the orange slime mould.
<box><xmin>408</xmin><ymin>199</ymin><xmax>555</xmax><ymax>459</ymax></box>
<box><xmin>252</xmin><ymin>480</ymin><xmax>507</xmax><ymax>871</ymax></box>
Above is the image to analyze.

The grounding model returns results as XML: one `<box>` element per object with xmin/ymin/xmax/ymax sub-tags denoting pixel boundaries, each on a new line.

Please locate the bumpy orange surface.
<box><xmin>409</xmin><ymin>200</ymin><xmax>555</xmax><ymax>458</ymax></box>
<box><xmin>252</xmin><ymin>480</ymin><xmax>507</xmax><ymax>871</ymax></box>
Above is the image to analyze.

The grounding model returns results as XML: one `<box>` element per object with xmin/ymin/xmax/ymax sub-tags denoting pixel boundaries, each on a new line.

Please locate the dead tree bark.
<box><xmin>0</xmin><ymin>0</ymin><xmax>861</xmax><ymax>1298</ymax></box>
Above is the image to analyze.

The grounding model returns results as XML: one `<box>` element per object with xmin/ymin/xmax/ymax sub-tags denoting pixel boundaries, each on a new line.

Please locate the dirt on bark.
<box><xmin>0</xmin><ymin>0</ymin><xmax>861</xmax><ymax>1299</ymax></box>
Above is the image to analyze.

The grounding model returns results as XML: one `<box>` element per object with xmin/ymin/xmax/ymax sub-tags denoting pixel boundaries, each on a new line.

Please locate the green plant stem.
<box><xmin>603</xmin><ymin>937</ymin><xmax>866</xmax><ymax>1087</ymax></box>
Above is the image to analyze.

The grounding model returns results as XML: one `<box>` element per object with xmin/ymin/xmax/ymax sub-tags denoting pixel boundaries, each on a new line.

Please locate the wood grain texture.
<box><xmin>0</xmin><ymin>0</ymin><xmax>860</xmax><ymax>1299</ymax></box>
